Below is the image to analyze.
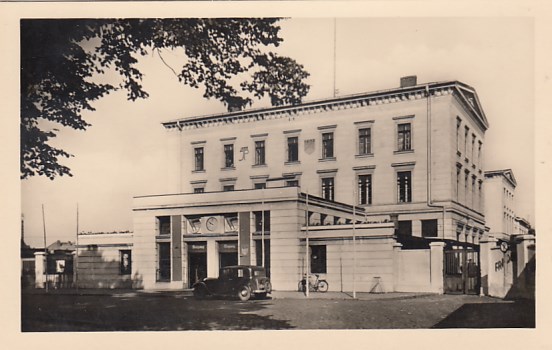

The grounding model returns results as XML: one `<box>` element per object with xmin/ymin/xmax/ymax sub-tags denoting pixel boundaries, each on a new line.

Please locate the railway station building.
<box><xmin>130</xmin><ymin>76</ymin><xmax>490</xmax><ymax>293</ymax></box>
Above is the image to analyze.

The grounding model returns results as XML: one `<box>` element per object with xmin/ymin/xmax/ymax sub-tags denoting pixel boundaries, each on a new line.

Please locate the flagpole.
<box><xmin>75</xmin><ymin>203</ymin><xmax>79</xmax><ymax>291</ymax></box>
<box><xmin>352</xmin><ymin>177</ymin><xmax>357</xmax><ymax>299</ymax></box>
<box><xmin>305</xmin><ymin>189</ymin><xmax>309</xmax><ymax>298</ymax></box>
<box><xmin>261</xmin><ymin>189</ymin><xmax>265</xmax><ymax>268</ymax></box>
<box><xmin>42</xmin><ymin>204</ymin><xmax>48</xmax><ymax>293</ymax></box>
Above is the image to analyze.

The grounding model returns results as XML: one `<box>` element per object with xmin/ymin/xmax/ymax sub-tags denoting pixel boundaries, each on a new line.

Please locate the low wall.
<box><xmin>393</xmin><ymin>242</ymin><xmax>444</xmax><ymax>293</ymax></box>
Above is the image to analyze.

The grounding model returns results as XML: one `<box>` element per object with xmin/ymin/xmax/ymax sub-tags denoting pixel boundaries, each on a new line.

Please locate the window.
<box><xmin>224</xmin><ymin>144</ymin><xmax>234</xmax><ymax>168</ymax></box>
<box><xmin>358</xmin><ymin>128</ymin><xmax>371</xmax><ymax>155</ymax></box>
<box><xmin>287</xmin><ymin>136</ymin><xmax>299</xmax><ymax>162</ymax></box>
<box><xmin>397</xmin><ymin>123</ymin><xmax>412</xmax><ymax>151</ymax></box>
<box><xmin>157</xmin><ymin>242</ymin><xmax>171</xmax><ymax>282</ymax></box>
<box><xmin>321</xmin><ymin>177</ymin><xmax>335</xmax><ymax>201</ymax></box>
<box><xmin>464</xmin><ymin>172</ymin><xmax>469</xmax><ymax>205</ymax></box>
<box><xmin>478</xmin><ymin>141</ymin><xmax>482</xmax><ymax>168</ymax></box>
<box><xmin>322</xmin><ymin>132</ymin><xmax>334</xmax><ymax>158</ymax></box>
<box><xmin>286</xmin><ymin>180</ymin><xmax>299</xmax><ymax>187</ymax></box>
<box><xmin>397</xmin><ymin>221</ymin><xmax>412</xmax><ymax>237</ymax></box>
<box><xmin>471</xmin><ymin>134</ymin><xmax>476</xmax><ymax>161</ymax></box>
<box><xmin>397</xmin><ymin>171</ymin><xmax>412</xmax><ymax>203</ymax></box>
<box><xmin>478</xmin><ymin>180</ymin><xmax>483</xmax><ymax>211</ymax></box>
<box><xmin>194</xmin><ymin>187</ymin><xmax>205</xmax><ymax>194</ymax></box>
<box><xmin>456</xmin><ymin>165</ymin><xmax>462</xmax><ymax>201</ymax></box>
<box><xmin>254</xmin><ymin>211</ymin><xmax>270</xmax><ymax>233</ymax></box>
<box><xmin>157</xmin><ymin>216</ymin><xmax>170</xmax><ymax>236</ymax></box>
<box><xmin>358</xmin><ymin>174</ymin><xmax>372</xmax><ymax>205</ymax></box>
<box><xmin>471</xmin><ymin>176</ymin><xmax>476</xmax><ymax>208</ymax></box>
<box><xmin>422</xmin><ymin>220</ymin><xmax>438</xmax><ymax>238</ymax></box>
<box><xmin>120</xmin><ymin>250</ymin><xmax>132</xmax><ymax>275</ymax></box>
<box><xmin>456</xmin><ymin>118</ymin><xmax>462</xmax><ymax>152</ymax></box>
<box><xmin>223</xmin><ymin>185</ymin><xmax>235</xmax><ymax>191</ymax></box>
<box><xmin>464</xmin><ymin>126</ymin><xmax>469</xmax><ymax>155</ymax></box>
<box><xmin>310</xmin><ymin>245</ymin><xmax>327</xmax><ymax>274</ymax></box>
<box><xmin>254</xmin><ymin>140</ymin><xmax>265</xmax><ymax>165</ymax></box>
<box><xmin>254</xmin><ymin>182</ymin><xmax>266</xmax><ymax>189</ymax></box>
<box><xmin>194</xmin><ymin>147</ymin><xmax>204</xmax><ymax>171</ymax></box>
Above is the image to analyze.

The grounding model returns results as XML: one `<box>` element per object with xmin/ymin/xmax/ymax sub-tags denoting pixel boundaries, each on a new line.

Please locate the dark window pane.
<box><xmin>223</xmin><ymin>185</ymin><xmax>234</xmax><ymax>191</ymax></box>
<box><xmin>194</xmin><ymin>147</ymin><xmax>204</xmax><ymax>171</ymax></box>
<box><xmin>322</xmin><ymin>132</ymin><xmax>334</xmax><ymax>158</ymax></box>
<box><xmin>287</xmin><ymin>137</ymin><xmax>298</xmax><ymax>162</ymax></box>
<box><xmin>194</xmin><ymin>187</ymin><xmax>204</xmax><ymax>193</ymax></box>
<box><xmin>397</xmin><ymin>171</ymin><xmax>412</xmax><ymax>203</ymax></box>
<box><xmin>358</xmin><ymin>128</ymin><xmax>371</xmax><ymax>155</ymax></box>
<box><xmin>158</xmin><ymin>216</ymin><xmax>171</xmax><ymax>235</ymax></box>
<box><xmin>224</xmin><ymin>144</ymin><xmax>234</xmax><ymax>167</ymax></box>
<box><xmin>255</xmin><ymin>140</ymin><xmax>265</xmax><ymax>165</ymax></box>
<box><xmin>422</xmin><ymin>219</ymin><xmax>438</xmax><ymax>238</ymax></box>
<box><xmin>310</xmin><ymin>245</ymin><xmax>327</xmax><ymax>274</ymax></box>
<box><xmin>120</xmin><ymin>250</ymin><xmax>132</xmax><ymax>275</ymax></box>
<box><xmin>397</xmin><ymin>220</ymin><xmax>412</xmax><ymax>237</ymax></box>
<box><xmin>397</xmin><ymin>123</ymin><xmax>411</xmax><ymax>151</ymax></box>
<box><xmin>358</xmin><ymin>174</ymin><xmax>372</xmax><ymax>205</ymax></box>
<box><xmin>321</xmin><ymin>177</ymin><xmax>334</xmax><ymax>201</ymax></box>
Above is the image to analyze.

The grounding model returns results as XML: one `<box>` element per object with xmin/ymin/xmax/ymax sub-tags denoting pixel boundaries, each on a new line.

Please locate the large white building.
<box><xmin>129</xmin><ymin>76</ymin><xmax>490</xmax><ymax>292</ymax></box>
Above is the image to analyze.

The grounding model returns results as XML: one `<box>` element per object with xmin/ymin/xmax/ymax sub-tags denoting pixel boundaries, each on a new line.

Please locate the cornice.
<box><xmin>162</xmin><ymin>81</ymin><xmax>483</xmax><ymax>131</ymax></box>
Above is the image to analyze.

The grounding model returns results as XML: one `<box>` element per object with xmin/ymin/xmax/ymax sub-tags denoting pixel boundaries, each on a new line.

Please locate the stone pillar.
<box><xmin>392</xmin><ymin>242</ymin><xmax>403</xmax><ymax>292</ymax></box>
<box><xmin>206</xmin><ymin>240</ymin><xmax>218</xmax><ymax>278</ymax></box>
<box><xmin>479</xmin><ymin>236</ymin><xmax>497</xmax><ymax>296</ymax></box>
<box><xmin>429</xmin><ymin>242</ymin><xmax>445</xmax><ymax>294</ymax></box>
<box><xmin>412</xmin><ymin>220</ymin><xmax>422</xmax><ymax>238</ymax></box>
<box><xmin>514</xmin><ymin>234</ymin><xmax>536</xmax><ymax>298</ymax></box>
<box><xmin>34</xmin><ymin>252</ymin><xmax>46</xmax><ymax>288</ymax></box>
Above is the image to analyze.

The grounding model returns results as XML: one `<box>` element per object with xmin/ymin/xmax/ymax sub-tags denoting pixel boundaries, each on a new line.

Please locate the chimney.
<box><xmin>400</xmin><ymin>75</ymin><xmax>417</xmax><ymax>88</ymax></box>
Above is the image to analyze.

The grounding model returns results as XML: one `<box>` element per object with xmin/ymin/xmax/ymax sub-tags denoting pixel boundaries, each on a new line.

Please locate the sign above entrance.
<box><xmin>188</xmin><ymin>242</ymin><xmax>207</xmax><ymax>253</ymax></box>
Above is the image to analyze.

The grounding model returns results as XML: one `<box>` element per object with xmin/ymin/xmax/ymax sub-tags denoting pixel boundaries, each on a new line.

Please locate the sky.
<box><xmin>20</xmin><ymin>17</ymin><xmax>535</xmax><ymax>248</ymax></box>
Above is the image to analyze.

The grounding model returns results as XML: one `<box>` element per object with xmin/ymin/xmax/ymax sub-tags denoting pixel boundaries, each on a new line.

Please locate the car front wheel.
<box><xmin>238</xmin><ymin>286</ymin><xmax>251</xmax><ymax>301</ymax></box>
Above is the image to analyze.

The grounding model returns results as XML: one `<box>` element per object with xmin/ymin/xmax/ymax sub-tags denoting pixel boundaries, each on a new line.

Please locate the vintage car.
<box><xmin>192</xmin><ymin>265</ymin><xmax>272</xmax><ymax>301</ymax></box>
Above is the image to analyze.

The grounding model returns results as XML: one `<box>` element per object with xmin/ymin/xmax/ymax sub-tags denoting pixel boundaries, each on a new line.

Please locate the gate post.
<box><xmin>479</xmin><ymin>236</ymin><xmax>497</xmax><ymax>296</ymax></box>
<box><xmin>34</xmin><ymin>251</ymin><xmax>46</xmax><ymax>288</ymax></box>
<box><xmin>392</xmin><ymin>242</ymin><xmax>403</xmax><ymax>292</ymax></box>
<box><xmin>429</xmin><ymin>242</ymin><xmax>445</xmax><ymax>294</ymax></box>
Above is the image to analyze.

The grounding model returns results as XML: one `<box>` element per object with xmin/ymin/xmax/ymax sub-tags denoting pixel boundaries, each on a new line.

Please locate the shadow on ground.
<box><xmin>21</xmin><ymin>293</ymin><xmax>293</xmax><ymax>331</ymax></box>
<box><xmin>432</xmin><ymin>299</ymin><xmax>535</xmax><ymax>328</ymax></box>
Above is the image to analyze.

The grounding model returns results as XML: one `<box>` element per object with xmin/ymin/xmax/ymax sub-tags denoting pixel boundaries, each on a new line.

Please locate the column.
<box><xmin>34</xmin><ymin>252</ymin><xmax>46</xmax><ymax>288</ymax></box>
<box><xmin>429</xmin><ymin>242</ymin><xmax>445</xmax><ymax>294</ymax></box>
<box><xmin>206</xmin><ymin>240</ymin><xmax>218</xmax><ymax>278</ymax></box>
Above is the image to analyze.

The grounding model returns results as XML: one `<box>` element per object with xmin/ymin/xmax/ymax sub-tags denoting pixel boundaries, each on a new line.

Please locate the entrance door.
<box><xmin>188</xmin><ymin>253</ymin><xmax>207</xmax><ymax>287</ymax></box>
<box><xmin>444</xmin><ymin>248</ymin><xmax>480</xmax><ymax>294</ymax></box>
<box><xmin>219</xmin><ymin>241</ymin><xmax>238</xmax><ymax>269</ymax></box>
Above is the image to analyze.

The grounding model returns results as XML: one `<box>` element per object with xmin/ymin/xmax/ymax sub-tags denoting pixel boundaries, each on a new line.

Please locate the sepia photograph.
<box><xmin>2</xmin><ymin>1</ymin><xmax>550</xmax><ymax>348</ymax></box>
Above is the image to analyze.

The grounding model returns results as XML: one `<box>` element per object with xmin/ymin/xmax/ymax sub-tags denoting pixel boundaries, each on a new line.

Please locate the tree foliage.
<box><xmin>21</xmin><ymin>19</ymin><xmax>310</xmax><ymax>179</ymax></box>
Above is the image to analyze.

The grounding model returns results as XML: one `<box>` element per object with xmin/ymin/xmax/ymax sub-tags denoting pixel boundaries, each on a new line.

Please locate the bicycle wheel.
<box><xmin>317</xmin><ymin>280</ymin><xmax>329</xmax><ymax>292</ymax></box>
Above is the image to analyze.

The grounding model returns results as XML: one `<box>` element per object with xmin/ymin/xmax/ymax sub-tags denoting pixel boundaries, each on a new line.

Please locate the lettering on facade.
<box><xmin>239</xmin><ymin>146</ymin><xmax>249</xmax><ymax>161</ymax></box>
<box><xmin>304</xmin><ymin>139</ymin><xmax>315</xmax><ymax>154</ymax></box>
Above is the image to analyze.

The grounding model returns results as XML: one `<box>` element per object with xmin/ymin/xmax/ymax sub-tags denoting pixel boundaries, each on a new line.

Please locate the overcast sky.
<box><xmin>20</xmin><ymin>17</ymin><xmax>534</xmax><ymax>248</ymax></box>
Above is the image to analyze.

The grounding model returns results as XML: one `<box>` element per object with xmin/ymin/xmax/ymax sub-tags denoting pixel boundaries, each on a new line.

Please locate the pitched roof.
<box><xmin>484</xmin><ymin>169</ymin><xmax>517</xmax><ymax>187</ymax></box>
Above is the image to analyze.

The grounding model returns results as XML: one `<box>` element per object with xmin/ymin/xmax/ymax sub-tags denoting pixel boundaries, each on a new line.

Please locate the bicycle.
<box><xmin>298</xmin><ymin>274</ymin><xmax>329</xmax><ymax>293</ymax></box>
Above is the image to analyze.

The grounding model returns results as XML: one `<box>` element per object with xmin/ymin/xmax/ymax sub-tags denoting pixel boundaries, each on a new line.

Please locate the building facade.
<box><xmin>483</xmin><ymin>169</ymin><xmax>517</xmax><ymax>239</ymax></box>
<box><xmin>132</xmin><ymin>77</ymin><xmax>490</xmax><ymax>291</ymax></box>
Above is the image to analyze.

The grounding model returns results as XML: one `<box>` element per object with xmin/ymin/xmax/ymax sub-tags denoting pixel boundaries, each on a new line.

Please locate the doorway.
<box><xmin>219</xmin><ymin>241</ymin><xmax>238</xmax><ymax>268</ymax></box>
<box><xmin>188</xmin><ymin>252</ymin><xmax>207</xmax><ymax>287</ymax></box>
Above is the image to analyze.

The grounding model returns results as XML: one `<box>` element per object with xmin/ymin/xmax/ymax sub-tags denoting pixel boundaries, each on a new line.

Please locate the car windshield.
<box><xmin>253</xmin><ymin>269</ymin><xmax>266</xmax><ymax>277</ymax></box>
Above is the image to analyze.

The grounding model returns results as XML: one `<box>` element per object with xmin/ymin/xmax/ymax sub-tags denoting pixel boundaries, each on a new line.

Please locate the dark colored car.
<box><xmin>192</xmin><ymin>265</ymin><xmax>272</xmax><ymax>301</ymax></box>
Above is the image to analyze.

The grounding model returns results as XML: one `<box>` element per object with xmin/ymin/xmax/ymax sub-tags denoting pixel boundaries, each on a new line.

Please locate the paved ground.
<box><xmin>21</xmin><ymin>289</ymin><xmax>535</xmax><ymax>331</ymax></box>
